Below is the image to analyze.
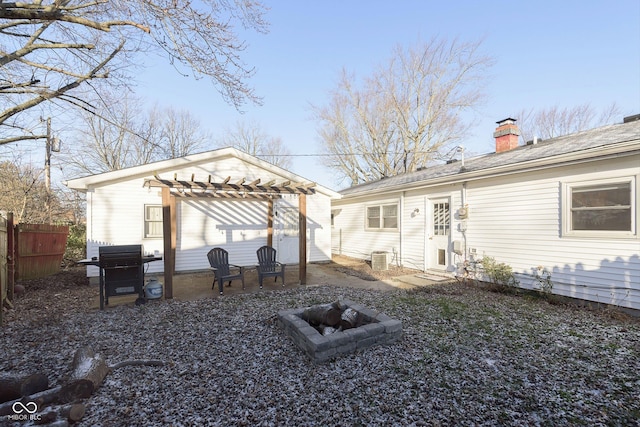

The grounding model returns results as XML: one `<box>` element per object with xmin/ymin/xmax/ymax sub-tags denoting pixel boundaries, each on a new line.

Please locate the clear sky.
<box><xmin>10</xmin><ymin>1</ymin><xmax>640</xmax><ymax>191</ymax></box>
<box><xmin>134</xmin><ymin>0</ymin><xmax>640</xmax><ymax>190</ymax></box>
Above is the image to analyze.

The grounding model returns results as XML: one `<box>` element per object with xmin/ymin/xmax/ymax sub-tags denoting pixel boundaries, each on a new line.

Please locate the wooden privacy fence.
<box><xmin>15</xmin><ymin>223</ymin><xmax>69</xmax><ymax>280</ymax></box>
<box><xmin>0</xmin><ymin>217</ymin><xmax>69</xmax><ymax>325</ymax></box>
<box><xmin>0</xmin><ymin>216</ymin><xmax>7</xmax><ymax>325</ymax></box>
<box><xmin>1</xmin><ymin>216</ymin><xmax>69</xmax><ymax>323</ymax></box>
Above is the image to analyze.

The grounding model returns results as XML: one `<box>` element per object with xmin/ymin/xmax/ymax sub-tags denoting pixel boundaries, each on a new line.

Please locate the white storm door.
<box><xmin>274</xmin><ymin>203</ymin><xmax>299</xmax><ymax>264</ymax></box>
<box><xmin>429</xmin><ymin>198</ymin><xmax>451</xmax><ymax>270</ymax></box>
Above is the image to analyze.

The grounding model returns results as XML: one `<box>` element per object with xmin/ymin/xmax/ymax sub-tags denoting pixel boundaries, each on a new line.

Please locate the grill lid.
<box><xmin>99</xmin><ymin>245</ymin><xmax>143</xmax><ymax>267</ymax></box>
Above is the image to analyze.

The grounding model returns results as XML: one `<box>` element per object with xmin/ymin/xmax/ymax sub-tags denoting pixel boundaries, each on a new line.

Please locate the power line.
<box><xmin>258</xmin><ymin>150</ymin><xmax>447</xmax><ymax>157</ymax></box>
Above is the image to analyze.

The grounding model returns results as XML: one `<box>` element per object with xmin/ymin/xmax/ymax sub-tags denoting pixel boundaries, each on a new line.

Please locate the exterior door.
<box><xmin>429</xmin><ymin>198</ymin><xmax>451</xmax><ymax>270</ymax></box>
<box><xmin>274</xmin><ymin>202</ymin><xmax>299</xmax><ymax>264</ymax></box>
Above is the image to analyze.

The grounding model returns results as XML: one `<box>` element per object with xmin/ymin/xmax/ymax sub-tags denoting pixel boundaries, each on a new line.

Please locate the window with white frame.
<box><xmin>366</xmin><ymin>204</ymin><xmax>398</xmax><ymax>230</ymax></box>
<box><xmin>564</xmin><ymin>178</ymin><xmax>635</xmax><ymax>236</ymax></box>
<box><xmin>144</xmin><ymin>205</ymin><xmax>163</xmax><ymax>238</ymax></box>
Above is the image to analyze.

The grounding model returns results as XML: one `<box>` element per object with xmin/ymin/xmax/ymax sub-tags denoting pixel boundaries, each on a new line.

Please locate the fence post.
<box><xmin>7</xmin><ymin>213</ymin><xmax>14</xmax><ymax>303</ymax></box>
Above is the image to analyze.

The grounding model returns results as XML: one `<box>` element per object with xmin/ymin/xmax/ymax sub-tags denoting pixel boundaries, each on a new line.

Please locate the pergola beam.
<box><xmin>161</xmin><ymin>187</ymin><xmax>176</xmax><ymax>299</ymax></box>
<box><xmin>146</xmin><ymin>175</ymin><xmax>316</xmax><ymax>196</ymax></box>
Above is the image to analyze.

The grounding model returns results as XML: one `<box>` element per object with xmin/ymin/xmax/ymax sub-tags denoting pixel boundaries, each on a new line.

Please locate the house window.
<box><xmin>564</xmin><ymin>178</ymin><xmax>635</xmax><ymax>236</ymax></box>
<box><xmin>433</xmin><ymin>202</ymin><xmax>450</xmax><ymax>236</ymax></box>
<box><xmin>366</xmin><ymin>204</ymin><xmax>398</xmax><ymax>230</ymax></box>
<box><xmin>144</xmin><ymin>205</ymin><xmax>163</xmax><ymax>238</ymax></box>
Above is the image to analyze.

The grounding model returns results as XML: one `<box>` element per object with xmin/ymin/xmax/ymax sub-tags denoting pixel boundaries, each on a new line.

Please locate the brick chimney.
<box><xmin>493</xmin><ymin>118</ymin><xmax>521</xmax><ymax>153</ymax></box>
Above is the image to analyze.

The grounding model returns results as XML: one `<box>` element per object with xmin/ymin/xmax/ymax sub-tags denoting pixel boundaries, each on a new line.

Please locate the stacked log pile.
<box><xmin>1</xmin><ymin>347</ymin><xmax>164</xmax><ymax>426</ymax></box>
<box><xmin>301</xmin><ymin>300</ymin><xmax>368</xmax><ymax>335</ymax></box>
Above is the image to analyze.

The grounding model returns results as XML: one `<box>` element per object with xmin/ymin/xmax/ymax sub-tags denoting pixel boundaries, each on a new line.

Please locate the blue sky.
<box><xmin>42</xmin><ymin>1</ymin><xmax>640</xmax><ymax>190</ymax></box>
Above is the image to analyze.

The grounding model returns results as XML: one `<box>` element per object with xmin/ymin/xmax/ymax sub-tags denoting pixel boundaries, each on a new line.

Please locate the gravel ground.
<box><xmin>2</xmin><ymin>268</ymin><xmax>640</xmax><ymax>426</ymax></box>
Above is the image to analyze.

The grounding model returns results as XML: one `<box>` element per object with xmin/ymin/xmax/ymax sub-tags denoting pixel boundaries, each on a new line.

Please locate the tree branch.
<box><xmin>0</xmin><ymin>133</ymin><xmax>46</xmax><ymax>146</ymax></box>
<box><xmin>0</xmin><ymin>39</ymin><xmax>124</xmax><ymax>124</ymax></box>
<box><xmin>0</xmin><ymin>3</ymin><xmax>150</xmax><ymax>33</ymax></box>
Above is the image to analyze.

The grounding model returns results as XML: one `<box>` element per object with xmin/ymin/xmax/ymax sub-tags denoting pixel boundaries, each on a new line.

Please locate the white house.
<box><xmin>66</xmin><ymin>148</ymin><xmax>340</xmax><ymax>281</ymax></box>
<box><xmin>331</xmin><ymin>116</ymin><xmax>640</xmax><ymax>311</ymax></box>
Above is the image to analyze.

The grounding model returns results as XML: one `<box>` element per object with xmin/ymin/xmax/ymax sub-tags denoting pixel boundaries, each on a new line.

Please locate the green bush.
<box><xmin>64</xmin><ymin>223</ymin><xmax>86</xmax><ymax>262</ymax></box>
<box><xmin>481</xmin><ymin>256</ymin><xmax>519</xmax><ymax>291</ymax></box>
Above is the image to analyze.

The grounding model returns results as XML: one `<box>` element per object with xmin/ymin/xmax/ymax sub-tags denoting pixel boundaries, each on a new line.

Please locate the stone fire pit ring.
<box><xmin>278</xmin><ymin>299</ymin><xmax>403</xmax><ymax>364</ymax></box>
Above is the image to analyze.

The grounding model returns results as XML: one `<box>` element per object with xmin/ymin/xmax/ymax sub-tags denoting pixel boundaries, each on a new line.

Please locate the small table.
<box><xmin>77</xmin><ymin>255</ymin><xmax>162</xmax><ymax>309</ymax></box>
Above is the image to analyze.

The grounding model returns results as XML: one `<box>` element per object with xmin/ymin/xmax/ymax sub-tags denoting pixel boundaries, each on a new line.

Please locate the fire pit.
<box><xmin>278</xmin><ymin>299</ymin><xmax>402</xmax><ymax>364</ymax></box>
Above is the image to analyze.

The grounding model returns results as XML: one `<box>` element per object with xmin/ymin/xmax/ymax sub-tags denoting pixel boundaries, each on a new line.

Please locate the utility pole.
<box><xmin>44</xmin><ymin>117</ymin><xmax>52</xmax><ymax>223</ymax></box>
<box><xmin>45</xmin><ymin>117</ymin><xmax>51</xmax><ymax>192</ymax></box>
<box><xmin>42</xmin><ymin>117</ymin><xmax>61</xmax><ymax>223</ymax></box>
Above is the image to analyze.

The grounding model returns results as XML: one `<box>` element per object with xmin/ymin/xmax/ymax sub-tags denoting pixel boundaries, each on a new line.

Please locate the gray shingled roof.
<box><xmin>340</xmin><ymin>119</ymin><xmax>640</xmax><ymax>196</ymax></box>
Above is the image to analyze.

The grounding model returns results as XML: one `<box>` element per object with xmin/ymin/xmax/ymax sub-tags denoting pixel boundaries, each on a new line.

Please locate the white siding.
<box><xmin>333</xmin><ymin>154</ymin><xmax>640</xmax><ymax>310</ymax></box>
<box><xmin>177</xmin><ymin>199</ymin><xmax>269</xmax><ymax>270</ymax></box>
<box><xmin>332</xmin><ymin>195</ymin><xmax>401</xmax><ymax>262</ymax></box>
<box><xmin>465</xmin><ymin>157</ymin><xmax>640</xmax><ymax>309</ymax></box>
<box><xmin>85</xmin><ymin>156</ymin><xmax>333</xmax><ymax>277</ymax></box>
<box><xmin>307</xmin><ymin>194</ymin><xmax>332</xmax><ymax>262</ymax></box>
<box><xmin>401</xmin><ymin>193</ymin><xmax>426</xmax><ymax>270</ymax></box>
<box><xmin>86</xmin><ymin>180</ymin><xmax>165</xmax><ymax>276</ymax></box>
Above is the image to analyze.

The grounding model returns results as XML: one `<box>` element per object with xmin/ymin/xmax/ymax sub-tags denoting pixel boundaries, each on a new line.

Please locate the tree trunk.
<box><xmin>58</xmin><ymin>347</ymin><xmax>110</xmax><ymax>403</ymax></box>
<box><xmin>0</xmin><ymin>372</ymin><xmax>49</xmax><ymax>403</ymax></box>
<box><xmin>34</xmin><ymin>403</ymin><xmax>85</xmax><ymax>425</ymax></box>
<box><xmin>301</xmin><ymin>301</ymin><xmax>343</xmax><ymax>327</ymax></box>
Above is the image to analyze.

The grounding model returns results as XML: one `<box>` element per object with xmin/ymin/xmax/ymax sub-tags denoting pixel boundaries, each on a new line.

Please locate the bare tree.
<box><xmin>312</xmin><ymin>37</ymin><xmax>493</xmax><ymax>185</ymax></box>
<box><xmin>513</xmin><ymin>103</ymin><xmax>621</xmax><ymax>144</ymax></box>
<box><xmin>0</xmin><ymin>158</ymin><xmax>58</xmax><ymax>223</ymax></box>
<box><xmin>65</xmin><ymin>97</ymin><xmax>211</xmax><ymax>176</ymax></box>
<box><xmin>218</xmin><ymin>120</ymin><xmax>293</xmax><ymax>169</ymax></box>
<box><xmin>67</xmin><ymin>95</ymin><xmax>146</xmax><ymax>174</ymax></box>
<box><xmin>0</xmin><ymin>0</ymin><xmax>268</xmax><ymax>146</ymax></box>
<box><xmin>157</xmin><ymin>106</ymin><xmax>210</xmax><ymax>159</ymax></box>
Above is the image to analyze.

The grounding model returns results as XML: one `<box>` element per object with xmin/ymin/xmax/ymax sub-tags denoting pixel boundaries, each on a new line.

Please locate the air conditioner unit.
<box><xmin>371</xmin><ymin>251</ymin><xmax>389</xmax><ymax>271</ymax></box>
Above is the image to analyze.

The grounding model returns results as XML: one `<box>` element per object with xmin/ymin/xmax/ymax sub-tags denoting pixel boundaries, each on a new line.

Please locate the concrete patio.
<box><xmin>91</xmin><ymin>261</ymin><xmax>453</xmax><ymax>309</ymax></box>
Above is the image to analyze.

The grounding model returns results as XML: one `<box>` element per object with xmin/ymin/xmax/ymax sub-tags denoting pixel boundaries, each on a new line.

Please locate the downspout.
<box><xmin>423</xmin><ymin>196</ymin><xmax>428</xmax><ymax>272</ymax></box>
<box><xmin>398</xmin><ymin>191</ymin><xmax>404</xmax><ymax>267</ymax></box>
<box><xmin>461</xmin><ymin>181</ymin><xmax>467</xmax><ymax>209</ymax></box>
<box><xmin>461</xmin><ymin>182</ymin><xmax>467</xmax><ymax>261</ymax></box>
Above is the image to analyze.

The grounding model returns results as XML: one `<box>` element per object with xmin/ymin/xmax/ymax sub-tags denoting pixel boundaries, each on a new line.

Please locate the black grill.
<box><xmin>99</xmin><ymin>245</ymin><xmax>144</xmax><ymax>308</ymax></box>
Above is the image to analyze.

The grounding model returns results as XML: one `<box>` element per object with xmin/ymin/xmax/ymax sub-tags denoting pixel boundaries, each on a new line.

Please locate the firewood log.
<box><xmin>0</xmin><ymin>386</ymin><xmax>61</xmax><ymax>416</ymax></box>
<box><xmin>58</xmin><ymin>347</ymin><xmax>110</xmax><ymax>403</ymax></box>
<box><xmin>34</xmin><ymin>403</ymin><xmax>85</xmax><ymax>424</ymax></box>
<box><xmin>0</xmin><ymin>373</ymin><xmax>48</xmax><ymax>403</ymax></box>
<box><xmin>340</xmin><ymin>307</ymin><xmax>360</xmax><ymax>330</ymax></box>
<box><xmin>301</xmin><ymin>302</ymin><xmax>342</xmax><ymax>326</ymax></box>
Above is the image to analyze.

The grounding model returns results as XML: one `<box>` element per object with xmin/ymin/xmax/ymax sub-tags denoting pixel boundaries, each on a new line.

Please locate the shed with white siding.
<box><xmin>66</xmin><ymin>147</ymin><xmax>340</xmax><ymax>282</ymax></box>
<box><xmin>331</xmin><ymin>117</ymin><xmax>640</xmax><ymax>311</ymax></box>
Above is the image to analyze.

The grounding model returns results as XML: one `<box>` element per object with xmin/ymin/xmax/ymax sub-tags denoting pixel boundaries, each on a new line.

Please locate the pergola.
<box><xmin>143</xmin><ymin>174</ymin><xmax>317</xmax><ymax>298</ymax></box>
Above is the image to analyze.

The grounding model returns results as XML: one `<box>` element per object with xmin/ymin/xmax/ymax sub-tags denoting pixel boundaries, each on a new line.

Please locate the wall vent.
<box><xmin>371</xmin><ymin>251</ymin><xmax>389</xmax><ymax>271</ymax></box>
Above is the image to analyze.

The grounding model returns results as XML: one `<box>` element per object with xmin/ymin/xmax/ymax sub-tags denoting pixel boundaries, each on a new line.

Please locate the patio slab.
<box><xmin>89</xmin><ymin>262</ymin><xmax>454</xmax><ymax>309</ymax></box>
